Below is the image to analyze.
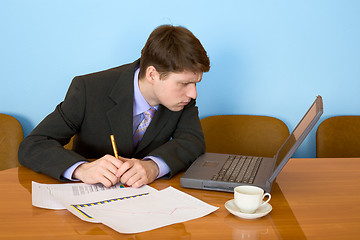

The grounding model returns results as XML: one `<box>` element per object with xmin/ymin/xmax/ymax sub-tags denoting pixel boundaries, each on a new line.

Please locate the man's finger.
<box><xmin>123</xmin><ymin>173</ymin><xmax>142</xmax><ymax>187</ymax></box>
<box><xmin>104</xmin><ymin>154</ymin><xmax>124</xmax><ymax>169</ymax></box>
<box><xmin>116</xmin><ymin>160</ymin><xmax>134</xmax><ymax>178</ymax></box>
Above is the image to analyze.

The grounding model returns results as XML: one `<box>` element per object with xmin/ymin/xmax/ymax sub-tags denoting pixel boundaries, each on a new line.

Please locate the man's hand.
<box><xmin>116</xmin><ymin>157</ymin><xmax>159</xmax><ymax>188</ymax></box>
<box><xmin>73</xmin><ymin>154</ymin><xmax>123</xmax><ymax>188</ymax></box>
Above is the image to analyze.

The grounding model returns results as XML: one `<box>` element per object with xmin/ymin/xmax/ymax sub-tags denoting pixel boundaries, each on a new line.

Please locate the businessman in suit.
<box><xmin>18</xmin><ymin>25</ymin><xmax>210</xmax><ymax>188</ymax></box>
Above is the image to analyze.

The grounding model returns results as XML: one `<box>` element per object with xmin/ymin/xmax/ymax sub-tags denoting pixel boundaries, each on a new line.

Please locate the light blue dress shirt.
<box><xmin>63</xmin><ymin>68</ymin><xmax>170</xmax><ymax>180</ymax></box>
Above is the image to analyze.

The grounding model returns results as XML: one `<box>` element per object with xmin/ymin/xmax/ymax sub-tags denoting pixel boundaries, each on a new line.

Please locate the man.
<box><xmin>18</xmin><ymin>25</ymin><xmax>210</xmax><ymax>188</ymax></box>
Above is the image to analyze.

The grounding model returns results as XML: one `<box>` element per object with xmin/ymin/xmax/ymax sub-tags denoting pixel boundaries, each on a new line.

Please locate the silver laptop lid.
<box><xmin>268</xmin><ymin>95</ymin><xmax>323</xmax><ymax>183</ymax></box>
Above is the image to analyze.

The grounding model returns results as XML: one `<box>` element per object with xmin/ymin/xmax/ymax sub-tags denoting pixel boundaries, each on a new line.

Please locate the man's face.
<box><xmin>152</xmin><ymin>70</ymin><xmax>203</xmax><ymax>112</ymax></box>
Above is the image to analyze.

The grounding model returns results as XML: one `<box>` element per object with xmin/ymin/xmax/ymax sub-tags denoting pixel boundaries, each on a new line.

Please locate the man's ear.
<box><xmin>145</xmin><ymin>66</ymin><xmax>159</xmax><ymax>84</ymax></box>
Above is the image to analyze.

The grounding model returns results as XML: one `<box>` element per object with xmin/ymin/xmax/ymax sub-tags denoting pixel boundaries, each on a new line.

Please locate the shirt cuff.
<box><xmin>62</xmin><ymin>161</ymin><xmax>87</xmax><ymax>181</ymax></box>
<box><xmin>144</xmin><ymin>156</ymin><xmax>170</xmax><ymax>178</ymax></box>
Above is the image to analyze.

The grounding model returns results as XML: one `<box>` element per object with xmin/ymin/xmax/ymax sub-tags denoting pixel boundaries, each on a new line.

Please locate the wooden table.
<box><xmin>0</xmin><ymin>158</ymin><xmax>359</xmax><ymax>239</ymax></box>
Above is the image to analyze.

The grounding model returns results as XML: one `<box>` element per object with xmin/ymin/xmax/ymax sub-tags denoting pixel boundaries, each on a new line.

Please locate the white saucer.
<box><xmin>225</xmin><ymin>199</ymin><xmax>272</xmax><ymax>220</ymax></box>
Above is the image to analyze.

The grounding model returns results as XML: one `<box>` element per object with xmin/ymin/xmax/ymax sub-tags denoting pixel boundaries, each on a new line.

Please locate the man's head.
<box><xmin>139</xmin><ymin>25</ymin><xmax>210</xmax><ymax>79</ymax></box>
<box><xmin>139</xmin><ymin>25</ymin><xmax>210</xmax><ymax>112</ymax></box>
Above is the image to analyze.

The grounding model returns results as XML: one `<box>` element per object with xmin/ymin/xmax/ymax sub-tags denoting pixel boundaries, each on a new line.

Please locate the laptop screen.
<box><xmin>269</xmin><ymin>96</ymin><xmax>323</xmax><ymax>182</ymax></box>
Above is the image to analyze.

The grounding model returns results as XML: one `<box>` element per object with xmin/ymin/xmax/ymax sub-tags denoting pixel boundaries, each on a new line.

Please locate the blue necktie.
<box><xmin>133</xmin><ymin>107</ymin><xmax>156</xmax><ymax>148</ymax></box>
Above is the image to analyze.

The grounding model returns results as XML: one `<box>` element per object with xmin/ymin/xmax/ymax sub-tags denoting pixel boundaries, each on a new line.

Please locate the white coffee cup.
<box><xmin>234</xmin><ymin>185</ymin><xmax>271</xmax><ymax>214</ymax></box>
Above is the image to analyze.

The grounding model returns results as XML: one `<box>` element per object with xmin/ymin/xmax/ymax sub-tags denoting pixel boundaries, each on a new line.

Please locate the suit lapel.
<box><xmin>106</xmin><ymin>60</ymin><xmax>138</xmax><ymax>157</ymax></box>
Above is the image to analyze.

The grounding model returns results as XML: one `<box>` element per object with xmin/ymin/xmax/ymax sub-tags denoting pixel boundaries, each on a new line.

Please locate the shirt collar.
<box><xmin>133</xmin><ymin>68</ymin><xmax>158</xmax><ymax>116</ymax></box>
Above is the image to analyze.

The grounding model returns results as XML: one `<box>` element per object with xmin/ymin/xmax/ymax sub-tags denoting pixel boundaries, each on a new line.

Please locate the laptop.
<box><xmin>180</xmin><ymin>96</ymin><xmax>323</xmax><ymax>193</ymax></box>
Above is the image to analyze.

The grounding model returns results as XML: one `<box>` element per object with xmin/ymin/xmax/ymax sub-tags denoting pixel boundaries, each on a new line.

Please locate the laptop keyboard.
<box><xmin>211</xmin><ymin>156</ymin><xmax>262</xmax><ymax>184</ymax></box>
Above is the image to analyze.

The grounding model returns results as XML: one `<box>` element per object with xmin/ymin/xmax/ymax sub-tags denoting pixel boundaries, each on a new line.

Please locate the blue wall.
<box><xmin>1</xmin><ymin>0</ymin><xmax>360</xmax><ymax>157</ymax></box>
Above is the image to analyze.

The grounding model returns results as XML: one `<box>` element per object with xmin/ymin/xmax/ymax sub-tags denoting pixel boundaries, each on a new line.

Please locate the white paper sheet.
<box><xmin>82</xmin><ymin>187</ymin><xmax>219</xmax><ymax>234</ymax></box>
<box><xmin>32</xmin><ymin>182</ymin><xmax>218</xmax><ymax>233</ymax></box>
<box><xmin>32</xmin><ymin>181</ymin><xmax>66</xmax><ymax>210</ymax></box>
<box><xmin>32</xmin><ymin>181</ymin><xmax>158</xmax><ymax>222</ymax></box>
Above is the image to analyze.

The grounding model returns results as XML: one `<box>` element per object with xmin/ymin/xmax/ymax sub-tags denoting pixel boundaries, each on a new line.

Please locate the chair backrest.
<box><xmin>316</xmin><ymin>116</ymin><xmax>360</xmax><ymax>158</ymax></box>
<box><xmin>0</xmin><ymin>114</ymin><xmax>24</xmax><ymax>170</ymax></box>
<box><xmin>201</xmin><ymin>115</ymin><xmax>290</xmax><ymax>158</ymax></box>
<box><xmin>64</xmin><ymin>135</ymin><xmax>75</xmax><ymax>150</ymax></box>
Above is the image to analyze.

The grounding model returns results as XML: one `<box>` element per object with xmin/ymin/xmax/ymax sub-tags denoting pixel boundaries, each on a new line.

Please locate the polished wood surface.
<box><xmin>0</xmin><ymin>158</ymin><xmax>359</xmax><ymax>239</ymax></box>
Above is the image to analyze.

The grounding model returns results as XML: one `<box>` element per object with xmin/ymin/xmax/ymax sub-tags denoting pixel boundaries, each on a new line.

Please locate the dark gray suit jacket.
<box><xmin>18</xmin><ymin>60</ymin><xmax>205</xmax><ymax>180</ymax></box>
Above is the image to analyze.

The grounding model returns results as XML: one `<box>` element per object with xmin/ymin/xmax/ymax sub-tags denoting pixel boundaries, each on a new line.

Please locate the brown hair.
<box><xmin>139</xmin><ymin>25</ymin><xmax>210</xmax><ymax>79</ymax></box>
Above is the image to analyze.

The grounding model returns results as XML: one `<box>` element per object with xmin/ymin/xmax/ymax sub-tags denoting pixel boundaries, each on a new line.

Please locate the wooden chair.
<box><xmin>201</xmin><ymin>115</ymin><xmax>290</xmax><ymax>158</ymax></box>
<box><xmin>0</xmin><ymin>114</ymin><xmax>24</xmax><ymax>170</ymax></box>
<box><xmin>316</xmin><ymin>116</ymin><xmax>360</xmax><ymax>158</ymax></box>
<box><xmin>64</xmin><ymin>135</ymin><xmax>75</xmax><ymax>150</ymax></box>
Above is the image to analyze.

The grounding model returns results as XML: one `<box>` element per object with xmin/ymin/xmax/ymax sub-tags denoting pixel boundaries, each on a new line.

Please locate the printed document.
<box><xmin>32</xmin><ymin>181</ymin><xmax>158</xmax><ymax>222</ymax></box>
<box><xmin>32</xmin><ymin>182</ymin><xmax>218</xmax><ymax>233</ymax></box>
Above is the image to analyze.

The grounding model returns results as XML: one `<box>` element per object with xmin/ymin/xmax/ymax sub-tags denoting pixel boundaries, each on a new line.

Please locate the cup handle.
<box><xmin>260</xmin><ymin>193</ymin><xmax>271</xmax><ymax>206</ymax></box>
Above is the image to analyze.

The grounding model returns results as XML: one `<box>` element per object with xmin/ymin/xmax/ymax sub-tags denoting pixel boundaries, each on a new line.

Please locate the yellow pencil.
<box><xmin>110</xmin><ymin>135</ymin><xmax>119</xmax><ymax>159</ymax></box>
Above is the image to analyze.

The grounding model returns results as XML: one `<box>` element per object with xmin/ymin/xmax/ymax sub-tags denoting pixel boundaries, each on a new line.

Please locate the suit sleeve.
<box><xmin>18</xmin><ymin>77</ymin><xmax>89</xmax><ymax>180</ymax></box>
<box><xmin>150</xmin><ymin>100</ymin><xmax>205</xmax><ymax>178</ymax></box>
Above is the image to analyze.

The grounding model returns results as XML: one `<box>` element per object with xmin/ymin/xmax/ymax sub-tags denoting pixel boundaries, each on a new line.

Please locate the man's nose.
<box><xmin>187</xmin><ymin>84</ymin><xmax>197</xmax><ymax>99</ymax></box>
